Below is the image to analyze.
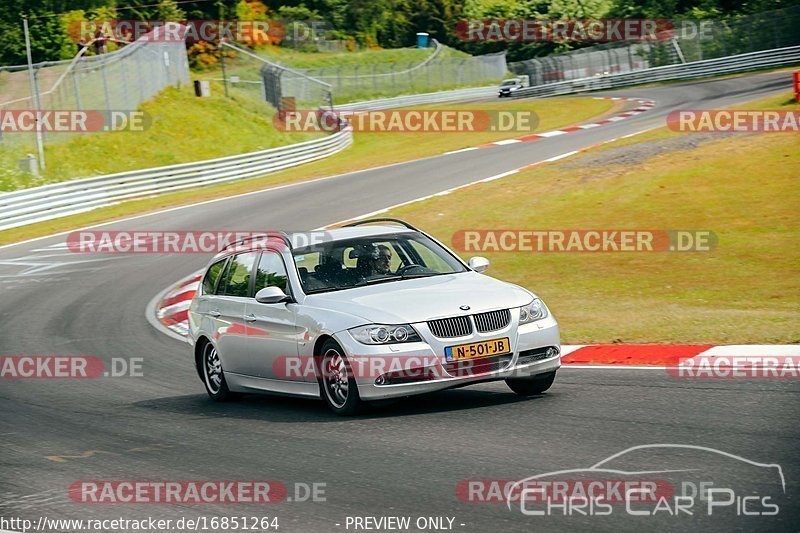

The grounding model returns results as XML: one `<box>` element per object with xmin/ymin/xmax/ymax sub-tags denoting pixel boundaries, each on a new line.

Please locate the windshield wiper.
<box><xmin>401</xmin><ymin>272</ymin><xmax>441</xmax><ymax>279</ymax></box>
<box><xmin>357</xmin><ymin>276</ymin><xmax>403</xmax><ymax>286</ymax></box>
<box><xmin>358</xmin><ymin>272</ymin><xmax>443</xmax><ymax>286</ymax></box>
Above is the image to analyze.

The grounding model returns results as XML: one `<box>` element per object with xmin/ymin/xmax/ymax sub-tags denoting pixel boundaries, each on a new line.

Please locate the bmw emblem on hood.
<box><xmin>459</xmin><ymin>305</ymin><xmax>471</xmax><ymax>311</ymax></box>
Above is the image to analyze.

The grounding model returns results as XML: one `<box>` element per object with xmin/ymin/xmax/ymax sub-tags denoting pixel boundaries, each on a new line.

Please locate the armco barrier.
<box><xmin>0</xmin><ymin>128</ymin><xmax>352</xmax><ymax>231</ymax></box>
<box><xmin>511</xmin><ymin>46</ymin><xmax>800</xmax><ymax>99</ymax></box>
<box><xmin>334</xmin><ymin>86</ymin><xmax>498</xmax><ymax>111</ymax></box>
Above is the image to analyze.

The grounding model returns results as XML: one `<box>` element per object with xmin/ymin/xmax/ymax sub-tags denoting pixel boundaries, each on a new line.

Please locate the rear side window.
<box><xmin>202</xmin><ymin>259</ymin><xmax>227</xmax><ymax>295</ymax></box>
<box><xmin>220</xmin><ymin>252</ymin><xmax>258</xmax><ymax>297</ymax></box>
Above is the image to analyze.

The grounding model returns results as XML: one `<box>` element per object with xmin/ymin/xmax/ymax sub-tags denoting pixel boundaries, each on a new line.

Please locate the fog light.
<box><xmin>546</xmin><ymin>347</ymin><xmax>558</xmax><ymax>358</ymax></box>
<box><xmin>375</xmin><ymin>375</ymin><xmax>387</xmax><ymax>385</ymax></box>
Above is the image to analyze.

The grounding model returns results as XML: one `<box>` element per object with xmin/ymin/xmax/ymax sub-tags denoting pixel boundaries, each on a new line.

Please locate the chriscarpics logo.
<box><xmin>502</xmin><ymin>445</ymin><xmax>786</xmax><ymax>520</ymax></box>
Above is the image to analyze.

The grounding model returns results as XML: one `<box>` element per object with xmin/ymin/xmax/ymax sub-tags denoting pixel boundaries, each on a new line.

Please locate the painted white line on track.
<box><xmin>478</xmin><ymin>169</ymin><xmax>520</xmax><ymax>182</ymax></box>
<box><xmin>544</xmin><ymin>151</ymin><xmax>579</xmax><ymax>162</ymax></box>
<box><xmin>443</xmin><ymin>147</ymin><xmax>480</xmax><ymax>155</ymax></box>
<box><xmin>697</xmin><ymin>345</ymin><xmax>800</xmax><ymax>356</ymax></box>
<box><xmin>537</xmin><ymin>130</ymin><xmax>567</xmax><ymax>137</ymax></box>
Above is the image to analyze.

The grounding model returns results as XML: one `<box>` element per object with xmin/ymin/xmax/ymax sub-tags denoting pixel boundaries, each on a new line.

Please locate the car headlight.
<box><xmin>349</xmin><ymin>324</ymin><xmax>421</xmax><ymax>345</ymax></box>
<box><xmin>519</xmin><ymin>298</ymin><xmax>548</xmax><ymax>324</ymax></box>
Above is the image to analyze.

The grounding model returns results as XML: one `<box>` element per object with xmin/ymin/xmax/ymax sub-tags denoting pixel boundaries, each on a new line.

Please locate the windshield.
<box><xmin>501</xmin><ymin>80</ymin><xmax>517</xmax><ymax>86</ymax></box>
<box><xmin>292</xmin><ymin>232</ymin><xmax>467</xmax><ymax>294</ymax></box>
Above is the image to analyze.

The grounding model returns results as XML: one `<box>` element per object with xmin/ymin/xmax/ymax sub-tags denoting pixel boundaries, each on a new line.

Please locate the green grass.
<box><xmin>244</xmin><ymin>45</ymin><xmax>451</xmax><ymax>69</ymax></box>
<box><xmin>0</xmin><ymin>85</ymin><xmax>320</xmax><ymax>191</ymax></box>
<box><xmin>201</xmin><ymin>44</ymin><xmax>455</xmax><ymax>75</ymax></box>
<box><xmin>0</xmin><ymin>96</ymin><xmax>615</xmax><ymax>245</ymax></box>
<box><xmin>378</xmin><ymin>93</ymin><xmax>800</xmax><ymax>344</ymax></box>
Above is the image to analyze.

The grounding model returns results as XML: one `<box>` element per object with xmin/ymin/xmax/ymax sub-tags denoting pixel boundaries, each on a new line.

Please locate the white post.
<box><xmin>23</xmin><ymin>15</ymin><xmax>46</xmax><ymax>170</ymax></box>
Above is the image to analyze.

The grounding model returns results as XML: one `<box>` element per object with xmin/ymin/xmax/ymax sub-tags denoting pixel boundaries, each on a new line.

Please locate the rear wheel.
<box><xmin>201</xmin><ymin>342</ymin><xmax>236</xmax><ymax>402</ymax></box>
<box><xmin>506</xmin><ymin>371</ymin><xmax>556</xmax><ymax>396</ymax></box>
<box><xmin>318</xmin><ymin>339</ymin><xmax>365</xmax><ymax>416</ymax></box>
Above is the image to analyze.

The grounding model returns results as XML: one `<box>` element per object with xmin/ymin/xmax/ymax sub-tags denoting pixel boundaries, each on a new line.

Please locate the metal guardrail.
<box><xmin>0</xmin><ymin>84</ymin><xmax>493</xmax><ymax>233</ymax></box>
<box><xmin>334</xmin><ymin>85</ymin><xmax>498</xmax><ymax>111</ymax></box>
<box><xmin>511</xmin><ymin>46</ymin><xmax>800</xmax><ymax>99</ymax></box>
<box><xmin>0</xmin><ymin>128</ymin><xmax>353</xmax><ymax>231</ymax></box>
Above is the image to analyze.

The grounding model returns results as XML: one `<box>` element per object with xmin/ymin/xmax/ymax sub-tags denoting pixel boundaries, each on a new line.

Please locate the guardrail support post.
<box><xmin>23</xmin><ymin>15</ymin><xmax>46</xmax><ymax>170</ymax></box>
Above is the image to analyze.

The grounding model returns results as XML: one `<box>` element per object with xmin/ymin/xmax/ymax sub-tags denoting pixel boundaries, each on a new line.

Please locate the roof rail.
<box><xmin>342</xmin><ymin>218</ymin><xmax>421</xmax><ymax>231</ymax></box>
<box><xmin>220</xmin><ymin>231</ymin><xmax>294</xmax><ymax>253</ymax></box>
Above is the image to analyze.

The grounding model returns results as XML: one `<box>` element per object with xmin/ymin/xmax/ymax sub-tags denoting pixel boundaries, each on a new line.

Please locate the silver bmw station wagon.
<box><xmin>188</xmin><ymin>219</ymin><xmax>560</xmax><ymax>415</ymax></box>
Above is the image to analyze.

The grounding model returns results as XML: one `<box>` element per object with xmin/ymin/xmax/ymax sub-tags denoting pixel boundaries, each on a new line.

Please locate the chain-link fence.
<box><xmin>219</xmin><ymin>41</ymin><xmax>332</xmax><ymax>113</ymax></box>
<box><xmin>220</xmin><ymin>41</ymin><xmax>506</xmax><ymax>111</ymax></box>
<box><xmin>509</xmin><ymin>6</ymin><xmax>800</xmax><ymax>86</ymax></box>
<box><xmin>0</xmin><ymin>29</ymin><xmax>189</xmax><ymax>153</ymax></box>
<box><xmin>289</xmin><ymin>41</ymin><xmax>507</xmax><ymax>104</ymax></box>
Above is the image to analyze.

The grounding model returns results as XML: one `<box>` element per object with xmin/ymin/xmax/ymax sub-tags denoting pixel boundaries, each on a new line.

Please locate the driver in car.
<box><xmin>355</xmin><ymin>243</ymin><xmax>393</xmax><ymax>278</ymax></box>
<box><xmin>373</xmin><ymin>244</ymin><xmax>392</xmax><ymax>275</ymax></box>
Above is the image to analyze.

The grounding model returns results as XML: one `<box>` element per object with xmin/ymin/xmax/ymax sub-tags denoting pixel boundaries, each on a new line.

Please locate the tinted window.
<box><xmin>220</xmin><ymin>252</ymin><xmax>257</xmax><ymax>297</ymax></box>
<box><xmin>202</xmin><ymin>259</ymin><xmax>227</xmax><ymax>295</ymax></box>
<box><xmin>254</xmin><ymin>252</ymin><xmax>289</xmax><ymax>293</ymax></box>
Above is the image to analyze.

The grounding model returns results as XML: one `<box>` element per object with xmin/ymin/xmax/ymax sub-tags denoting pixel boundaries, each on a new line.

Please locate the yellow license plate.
<box><xmin>445</xmin><ymin>338</ymin><xmax>510</xmax><ymax>362</ymax></box>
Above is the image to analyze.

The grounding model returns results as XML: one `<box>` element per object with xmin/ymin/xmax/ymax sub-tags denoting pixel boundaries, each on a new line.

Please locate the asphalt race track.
<box><xmin>1</xmin><ymin>71</ymin><xmax>798</xmax><ymax>532</ymax></box>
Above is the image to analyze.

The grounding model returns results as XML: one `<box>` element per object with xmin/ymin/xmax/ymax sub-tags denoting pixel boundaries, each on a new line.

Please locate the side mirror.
<box><xmin>468</xmin><ymin>256</ymin><xmax>490</xmax><ymax>273</ymax></box>
<box><xmin>255</xmin><ymin>286</ymin><xmax>291</xmax><ymax>304</ymax></box>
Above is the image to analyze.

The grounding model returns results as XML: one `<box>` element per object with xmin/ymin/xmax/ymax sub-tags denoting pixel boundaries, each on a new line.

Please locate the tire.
<box><xmin>318</xmin><ymin>339</ymin><xmax>365</xmax><ymax>416</ymax></box>
<box><xmin>506</xmin><ymin>371</ymin><xmax>556</xmax><ymax>396</ymax></box>
<box><xmin>201</xmin><ymin>342</ymin><xmax>237</xmax><ymax>402</ymax></box>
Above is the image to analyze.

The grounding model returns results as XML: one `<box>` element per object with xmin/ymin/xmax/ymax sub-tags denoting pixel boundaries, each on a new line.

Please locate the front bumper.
<box><xmin>336</xmin><ymin>314</ymin><xmax>560</xmax><ymax>401</ymax></box>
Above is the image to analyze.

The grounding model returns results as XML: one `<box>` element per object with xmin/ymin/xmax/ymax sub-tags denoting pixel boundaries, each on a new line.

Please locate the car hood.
<box><xmin>303</xmin><ymin>272</ymin><xmax>533</xmax><ymax>325</ymax></box>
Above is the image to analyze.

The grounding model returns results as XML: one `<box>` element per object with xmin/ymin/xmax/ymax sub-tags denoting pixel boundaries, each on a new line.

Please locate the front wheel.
<box><xmin>506</xmin><ymin>371</ymin><xmax>556</xmax><ymax>396</ymax></box>
<box><xmin>318</xmin><ymin>339</ymin><xmax>365</xmax><ymax>416</ymax></box>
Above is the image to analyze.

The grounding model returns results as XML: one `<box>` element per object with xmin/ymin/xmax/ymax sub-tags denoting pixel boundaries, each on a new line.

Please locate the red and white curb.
<box><xmin>149</xmin><ymin>273</ymin><xmax>202</xmax><ymax>340</ymax></box>
<box><xmin>152</xmin><ymin>275</ymin><xmax>798</xmax><ymax>368</ymax></box>
<box><xmin>444</xmin><ymin>97</ymin><xmax>656</xmax><ymax>154</ymax></box>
